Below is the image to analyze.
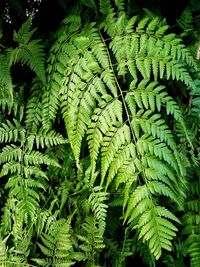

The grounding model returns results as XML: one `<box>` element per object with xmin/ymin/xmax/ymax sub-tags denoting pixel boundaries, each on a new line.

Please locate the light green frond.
<box><xmin>33</xmin><ymin>129</ymin><xmax>67</xmax><ymax>149</ymax></box>
<box><xmin>9</xmin><ymin>18</ymin><xmax>46</xmax><ymax>83</ymax></box>
<box><xmin>0</xmin><ymin>145</ymin><xmax>22</xmax><ymax>164</ymax></box>
<box><xmin>11</xmin><ymin>40</ymin><xmax>45</xmax><ymax>84</ymax></box>
<box><xmin>87</xmin><ymin>98</ymin><xmax>122</xmax><ymax>174</ymax></box>
<box><xmin>36</xmin><ymin>209</ymin><xmax>58</xmax><ymax>236</ymax></box>
<box><xmin>105</xmin><ymin>143</ymin><xmax>136</xmax><ymax>189</ymax></box>
<box><xmin>125</xmin><ymin>191</ymin><xmax>179</xmax><ymax>259</ymax></box>
<box><xmin>108</xmin><ymin>13</ymin><xmax>196</xmax><ymax>85</ymax></box>
<box><xmin>17</xmin><ymin>195</ymin><xmax>39</xmax><ymax>222</ymax></box>
<box><xmin>42</xmin><ymin>16</ymin><xmax>82</xmax><ymax>130</ymax></box>
<box><xmin>0</xmin><ymin>119</ymin><xmax>25</xmax><ymax>144</ymax></box>
<box><xmin>101</xmin><ymin>123</ymin><xmax>131</xmax><ymax>180</ymax></box>
<box><xmin>88</xmin><ymin>186</ymin><xmax>108</xmax><ymax>235</ymax></box>
<box><xmin>0</xmin><ymin>236</ymin><xmax>8</xmax><ymax>263</ymax></box>
<box><xmin>35</xmin><ymin>219</ymin><xmax>76</xmax><ymax>267</ymax></box>
<box><xmin>23</xmin><ymin>151</ymin><xmax>60</xmax><ymax>167</ymax></box>
<box><xmin>137</xmin><ymin>135</ymin><xmax>180</xmax><ymax>174</ymax></box>
<box><xmin>0</xmin><ymin>162</ymin><xmax>22</xmax><ymax>177</ymax></box>
<box><xmin>25</xmin><ymin>79</ymin><xmax>43</xmax><ymax>131</ymax></box>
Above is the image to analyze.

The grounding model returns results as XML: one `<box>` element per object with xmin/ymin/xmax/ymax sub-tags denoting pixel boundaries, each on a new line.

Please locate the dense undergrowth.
<box><xmin>0</xmin><ymin>0</ymin><xmax>199</xmax><ymax>266</ymax></box>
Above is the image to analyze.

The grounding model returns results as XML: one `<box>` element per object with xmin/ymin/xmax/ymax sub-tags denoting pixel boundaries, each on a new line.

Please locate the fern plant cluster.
<box><xmin>0</xmin><ymin>0</ymin><xmax>199</xmax><ymax>266</ymax></box>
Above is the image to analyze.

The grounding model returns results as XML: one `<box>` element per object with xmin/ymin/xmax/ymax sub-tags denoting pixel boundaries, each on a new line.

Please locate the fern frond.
<box><xmin>87</xmin><ymin>98</ymin><xmax>122</xmax><ymax>175</ymax></box>
<box><xmin>8</xmin><ymin>18</ymin><xmax>46</xmax><ymax>84</ymax></box>
<box><xmin>115</xmin><ymin>0</ymin><xmax>125</xmax><ymax>11</ymax></box>
<box><xmin>137</xmin><ymin>135</ymin><xmax>180</xmax><ymax>174</ymax></box>
<box><xmin>101</xmin><ymin>122</ymin><xmax>131</xmax><ymax>180</ymax></box>
<box><xmin>13</xmin><ymin>17</ymin><xmax>34</xmax><ymax>44</ymax></box>
<box><xmin>0</xmin><ymin>145</ymin><xmax>22</xmax><ymax>164</ymax></box>
<box><xmin>0</xmin><ymin>119</ymin><xmax>25</xmax><ymax>143</ymax></box>
<box><xmin>187</xmin><ymin>238</ymin><xmax>200</xmax><ymax>267</ymax></box>
<box><xmin>9</xmin><ymin>40</ymin><xmax>46</xmax><ymax>84</ymax></box>
<box><xmin>88</xmin><ymin>186</ymin><xmax>108</xmax><ymax>235</ymax></box>
<box><xmin>77</xmin><ymin>216</ymin><xmax>105</xmax><ymax>262</ymax></box>
<box><xmin>33</xmin><ymin>129</ymin><xmax>67</xmax><ymax>149</ymax></box>
<box><xmin>42</xmin><ymin>15</ymin><xmax>82</xmax><ymax>130</ymax></box>
<box><xmin>23</xmin><ymin>151</ymin><xmax>60</xmax><ymax>167</ymax></box>
<box><xmin>182</xmin><ymin>178</ymin><xmax>200</xmax><ymax>267</ymax></box>
<box><xmin>0</xmin><ymin>163</ymin><xmax>22</xmax><ymax>177</ymax></box>
<box><xmin>100</xmin><ymin>0</ymin><xmax>113</xmax><ymax>16</ymax></box>
<box><xmin>177</xmin><ymin>7</ymin><xmax>193</xmax><ymax>34</ymax></box>
<box><xmin>36</xmin><ymin>209</ymin><xmax>58</xmax><ymax>236</ymax></box>
<box><xmin>105</xmin><ymin>143</ymin><xmax>136</xmax><ymax>189</ymax></box>
<box><xmin>35</xmin><ymin>219</ymin><xmax>75</xmax><ymax>267</ymax></box>
<box><xmin>125</xmin><ymin>190</ymin><xmax>180</xmax><ymax>259</ymax></box>
<box><xmin>25</xmin><ymin>79</ymin><xmax>43</xmax><ymax>131</ymax></box>
<box><xmin>108</xmin><ymin>12</ymin><xmax>197</xmax><ymax>82</ymax></box>
<box><xmin>17</xmin><ymin>194</ymin><xmax>39</xmax><ymax>222</ymax></box>
<box><xmin>0</xmin><ymin>236</ymin><xmax>8</xmax><ymax>264</ymax></box>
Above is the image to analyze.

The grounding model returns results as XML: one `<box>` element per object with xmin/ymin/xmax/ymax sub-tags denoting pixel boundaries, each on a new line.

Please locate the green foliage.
<box><xmin>182</xmin><ymin>177</ymin><xmax>200</xmax><ymax>267</ymax></box>
<box><xmin>176</xmin><ymin>0</ymin><xmax>200</xmax><ymax>39</ymax></box>
<box><xmin>33</xmin><ymin>219</ymin><xmax>76</xmax><ymax>266</ymax></box>
<box><xmin>0</xmin><ymin>55</ymin><xmax>13</xmax><ymax>107</ymax></box>
<box><xmin>9</xmin><ymin>17</ymin><xmax>46</xmax><ymax>84</ymax></box>
<box><xmin>0</xmin><ymin>17</ymin><xmax>45</xmax><ymax>113</ymax></box>
<box><xmin>0</xmin><ymin>0</ymin><xmax>199</xmax><ymax>266</ymax></box>
<box><xmin>41</xmin><ymin>0</ymin><xmax>197</xmax><ymax>260</ymax></box>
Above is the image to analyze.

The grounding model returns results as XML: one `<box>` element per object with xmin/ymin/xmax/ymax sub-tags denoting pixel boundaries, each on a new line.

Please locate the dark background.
<box><xmin>0</xmin><ymin>0</ymin><xmax>191</xmax><ymax>43</ymax></box>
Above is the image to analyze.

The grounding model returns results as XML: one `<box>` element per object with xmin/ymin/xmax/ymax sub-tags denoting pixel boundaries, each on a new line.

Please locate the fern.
<box><xmin>42</xmin><ymin>15</ymin><xmax>82</xmax><ymax>130</ymax></box>
<box><xmin>191</xmin><ymin>79</ymin><xmax>200</xmax><ymax>118</ymax></box>
<box><xmin>40</xmin><ymin>0</ymin><xmax>198</xmax><ymax>260</ymax></box>
<box><xmin>105</xmin><ymin>231</ymin><xmax>133</xmax><ymax>267</ymax></box>
<box><xmin>8</xmin><ymin>17</ymin><xmax>46</xmax><ymax>84</ymax></box>
<box><xmin>88</xmin><ymin>186</ymin><xmax>108</xmax><ymax>235</ymax></box>
<box><xmin>124</xmin><ymin>185</ymin><xmax>181</xmax><ymax>259</ymax></box>
<box><xmin>0</xmin><ymin>17</ymin><xmax>45</xmax><ymax>119</ymax></box>
<box><xmin>25</xmin><ymin>78</ymin><xmax>43</xmax><ymax>132</ymax></box>
<box><xmin>177</xmin><ymin>7</ymin><xmax>193</xmax><ymax>35</ymax></box>
<box><xmin>0</xmin><ymin>119</ymin><xmax>25</xmax><ymax>143</ymax></box>
<box><xmin>182</xmin><ymin>178</ymin><xmax>200</xmax><ymax>267</ymax></box>
<box><xmin>0</xmin><ymin>236</ymin><xmax>8</xmax><ymax>265</ymax></box>
<box><xmin>0</xmin><ymin>1</ymin><xmax>199</xmax><ymax>266</ymax></box>
<box><xmin>77</xmin><ymin>216</ymin><xmax>105</xmax><ymax>265</ymax></box>
<box><xmin>0</xmin><ymin>116</ymin><xmax>66</xmax><ymax>262</ymax></box>
<box><xmin>34</xmin><ymin>219</ymin><xmax>77</xmax><ymax>267</ymax></box>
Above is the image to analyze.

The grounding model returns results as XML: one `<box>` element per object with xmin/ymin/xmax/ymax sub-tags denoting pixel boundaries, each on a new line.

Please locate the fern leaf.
<box><xmin>0</xmin><ymin>119</ymin><xmax>25</xmax><ymax>144</ymax></box>
<box><xmin>9</xmin><ymin>18</ymin><xmax>46</xmax><ymax>83</ymax></box>
<box><xmin>34</xmin><ymin>129</ymin><xmax>67</xmax><ymax>149</ymax></box>
<box><xmin>35</xmin><ymin>219</ymin><xmax>75</xmax><ymax>267</ymax></box>
<box><xmin>13</xmin><ymin>17</ymin><xmax>34</xmax><ymax>44</ymax></box>
<box><xmin>88</xmin><ymin>186</ymin><xmax>108</xmax><ymax>235</ymax></box>
<box><xmin>125</xmin><ymin>188</ymin><xmax>180</xmax><ymax>259</ymax></box>
<box><xmin>25</xmin><ymin>79</ymin><xmax>43</xmax><ymax>131</ymax></box>
<box><xmin>101</xmin><ymin>123</ymin><xmax>131</xmax><ymax>180</ymax></box>
<box><xmin>12</xmin><ymin>40</ymin><xmax>45</xmax><ymax>83</ymax></box>
<box><xmin>23</xmin><ymin>151</ymin><xmax>60</xmax><ymax>167</ymax></box>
